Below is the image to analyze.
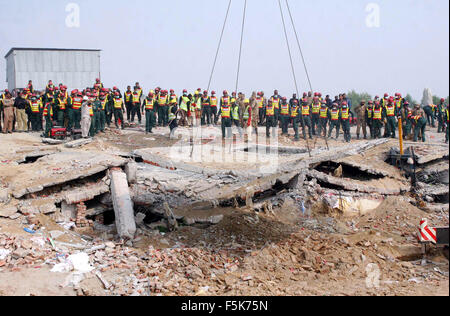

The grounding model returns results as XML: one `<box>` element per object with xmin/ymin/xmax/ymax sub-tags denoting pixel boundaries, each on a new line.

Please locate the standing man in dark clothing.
<box><xmin>14</xmin><ymin>92</ymin><xmax>29</xmax><ymax>132</ymax></box>
<box><xmin>124</xmin><ymin>86</ymin><xmax>133</xmax><ymax>122</ymax></box>
<box><xmin>131</xmin><ymin>87</ymin><xmax>142</xmax><ymax>124</ymax></box>
<box><xmin>340</xmin><ymin>101</ymin><xmax>354</xmax><ymax>142</ymax></box>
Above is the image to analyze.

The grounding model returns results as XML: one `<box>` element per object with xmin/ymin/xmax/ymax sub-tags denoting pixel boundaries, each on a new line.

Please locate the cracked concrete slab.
<box><xmin>0</xmin><ymin>151</ymin><xmax>127</xmax><ymax>199</ymax></box>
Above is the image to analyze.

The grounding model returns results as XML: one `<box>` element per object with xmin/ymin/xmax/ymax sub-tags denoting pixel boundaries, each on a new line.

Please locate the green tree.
<box><xmin>347</xmin><ymin>90</ymin><xmax>372</xmax><ymax>111</ymax></box>
<box><xmin>404</xmin><ymin>94</ymin><xmax>418</xmax><ymax>105</ymax></box>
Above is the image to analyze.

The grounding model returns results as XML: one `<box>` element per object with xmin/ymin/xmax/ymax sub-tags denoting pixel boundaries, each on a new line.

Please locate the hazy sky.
<box><xmin>0</xmin><ymin>0</ymin><xmax>448</xmax><ymax>100</ymax></box>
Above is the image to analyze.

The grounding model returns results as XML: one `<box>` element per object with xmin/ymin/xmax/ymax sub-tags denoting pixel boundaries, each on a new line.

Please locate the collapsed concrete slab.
<box><xmin>18</xmin><ymin>198</ymin><xmax>57</xmax><ymax>215</ymax></box>
<box><xmin>63</xmin><ymin>182</ymin><xmax>110</xmax><ymax>205</ymax></box>
<box><xmin>305</xmin><ymin>169</ymin><xmax>410</xmax><ymax>195</ymax></box>
<box><xmin>0</xmin><ymin>151</ymin><xmax>127</xmax><ymax>199</ymax></box>
<box><xmin>110</xmin><ymin>168</ymin><xmax>136</xmax><ymax>239</ymax></box>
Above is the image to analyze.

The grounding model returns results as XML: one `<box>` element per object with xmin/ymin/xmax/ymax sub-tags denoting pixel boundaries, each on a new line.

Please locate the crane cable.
<box><xmin>207</xmin><ymin>0</ymin><xmax>232</xmax><ymax>92</ymax></box>
<box><xmin>235</xmin><ymin>0</ymin><xmax>247</xmax><ymax>94</ymax></box>
<box><xmin>278</xmin><ymin>0</ymin><xmax>311</xmax><ymax>156</ymax></box>
<box><xmin>285</xmin><ymin>0</ymin><xmax>313</xmax><ymax>93</ymax></box>
<box><xmin>277</xmin><ymin>0</ymin><xmax>299</xmax><ymax>97</ymax></box>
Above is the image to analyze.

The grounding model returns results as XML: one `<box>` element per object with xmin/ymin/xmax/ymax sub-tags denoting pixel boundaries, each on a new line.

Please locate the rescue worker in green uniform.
<box><xmin>328</xmin><ymin>103</ymin><xmax>340</xmax><ymax>139</ymax></box>
<box><xmin>366</xmin><ymin>101</ymin><xmax>374</xmax><ymax>139</ymax></box>
<box><xmin>131</xmin><ymin>87</ymin><xmax>142</xmax><ymax>124</ymax></box>
<box><xmin>142</xmin><ymin>92</ymin><xmax>156</xmax><ymax>134</ymax></box>
<box><xmin>372</xmin><ymin>101</ymin><xmax>383</xmax><ymax>139</ymax></box>
<box><xmin>279</xmin><ymin>97</ymin><xmax>290</xmax><ymax>135</ymax></box>
<box><xmin>318</xmin><ymin>102</ymin><xmax>329</xmax><ymax>137</ymax></box>
<box><xmin>384</xmin><ymin>97</ymin><xmax>397</xmax><ymax>138</ymax></box>
<box><xmin>445</xmin><ymin>104</ymin><xmax>449</xmax><ymax>144</ymax></box>
<box><xmin>311</xmin><ymin>97</ymin><xmax>321</xmax><ymax>136</ymax></box>
<box><xmin>220</xmin><ymin>92</ymin><xmax>232</xmax><ymax>139</ymax></box>
<box><xmin>401</xmin><ymin>102</ymin><xmax>413</xmax><ymax>139</ymax></box>
<box><xmin>340</xmin><ymin>101</ymin><xmax>354</xmax><ymax>142</ymax></box>
<box><xmin>113</xmin><ymin>92</ymin><xmax>125</xmax><ymax>129</ymax></box>
<box><xmin>98</xmin><ymin>92</ymin><xmax>108</xmax><ymax>132</ymax></box>
<box><xmin>71</xmin><ymin>92</ymin><xmax>83</xmax><ymax>130</ymax></box>
<box><xmin>92</xmin><ymin>95</ymin><xmax>102</xmax><ymax>135</ymax></box>
<box><xmin>265</xmin><ymin>99</ymin><xmax>277</xmax><ymax>138</ymax></box>
<box><xmin>412</xmin><ymin>104</ymin><xmax>427</xmax><ymax>142</ymax></box>
<box><xmin>55</xmin><ymin>90</ymin><xmax>68</xmax><ymax>127</ymax></box>
<box><xmin>158</xmin><ymin>90</ymin><xmax>169</xmax><ymax>126</ymax></box>
<box><xmin>201</xmin><ymin>90</ymin><xmax>211</xmax><ymax>126</ymax></box>
<box><xmin>300</xmin><ymin>98</ymin><xmax>313</xmax><ymax>140</ymax></box>
<box><xmin>168</xmin><ymin>100</ymin><xmax>179</xmax><ymax>139</ymax></box>
<box><xmin>42</xmin><ymin>95</ymin><xmax>54</xmax><ymax>138</ymax></box>
<box><xmin>437</xmin><ymin>98</ymin><xmax>447</xmax><ymax>133</ymax></box>
<box><xmin>231</xmin><ymin>98</ymin><xmax>243</xmax><ymax>138</ymax></box>
<box><xmin>29</xmin><ymin>94</ymin><xmax>42</xmax><ymax>131</ymax></box>
<box><xmin>290</xmin><ymin>97</ymin><xmax>300</xmax><ymax>140</ymax></box>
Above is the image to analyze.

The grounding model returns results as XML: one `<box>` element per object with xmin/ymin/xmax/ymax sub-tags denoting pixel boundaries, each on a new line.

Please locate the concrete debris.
<box><xmin>110</xmin><ymin>169</ymin><xmax>136</xmax><ymax>239</ymax></box>
<box><xmin>0</xmin><ymin>126</ymin><xmax>447</xmax><ymax>296</ymax></box>
<box><xmin>2</xmin><ymin>152</ymin><xmax>127</xmax><ymax>199</ymax></box>
<box><xmin>42</xmin><ymin>138</ymin><xmax>65</xmax><ymax>145</ymax></box>
<box><xmin>0</xmin><ymin>189</ymin><xmax>10</xmax><ymax>203</ymax></box>
<box><xmin>64</xmin><ymin>138</ymin><xmax>93</xmax><ymax>148</ymax></box>
<box><xmin>163</xmin><ymin>202</ymin><xmax>179</xmax><ymax>231</ymax></box>
<box><xmin>0</xmin><ymin>205</ymin><xmax>18</xmax><ymax>218</ymax></box>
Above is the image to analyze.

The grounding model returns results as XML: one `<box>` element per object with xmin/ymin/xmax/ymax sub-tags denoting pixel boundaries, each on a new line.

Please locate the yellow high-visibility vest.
<box><xmin>158</xmin><ymin>95</ymin><xmax>168</xmax><ymax>106</ymax></box>
<box><xmin>125</xmin><ymin>92</ymin><xmax>133</xmax><ymax>102</ymax></box>
<box><xmin>266</xmin><ymin>105</ymin><xmax>275</xmax><ymax>117</ymax></box>
<box><xmin>290</xmin><ymin>105</ymin><xmax>299</xmax><ymax>118</ymax></box>
<box><xmin>114</xmin><ymin>98</ymin><xmax>123</xmax><ymax>109</ymax></box>
<box><xmin>180</xmin><ymin>96</ymin><xmax>189</xmax><ymax>111</ymax></box>
<box><xmin>320</xmin><ymin>107</ymin><xmax>328</xmax><ymax>118</ymax></box>
<box><xmin>331</xmin><ymin>109</ymin><xmax>340</xmax><ymax>121</ymax></box>
<box><xmin>341</xmin><ymin>108</ymin><xmax>350</xmax><ymax>120</ymax></box>
<box><xmin>256</xmin><ymin>97</ymin><xmax>264</xmax><ymax>109</ymax></box>
<box><xmin>373</xmin><ymin>108</ymin><xmax>382</xmax><ymax>120</ymax></box>
<box><xmin>312</xmin><ymin>103</ymin><xmax>321</xmax><ymax>114</ymax></box>
<box><xmin>386</xmin><ymin>104</ymin><xmax>395</xmax><ymax>117</ymax></box>
<box><xmin>43</xmin><ymin>103</ymin><xmax>53</xmax><ymax>117</ymax></box>
<box><xmin>221</xmin><ymin>105</ymin><xmax>231</xmax><ymax>118</ymax></box>
<box><xmin>100</xmin><ymin>99</ymin><xmax>107</xmax><ymax>110</ymax></box>
<box><xmin>271</xmin><ymin>97</ymin><xmax>280</xmax><ymax>109</ymax></box>
<box><xmin>302</xmin><ymin>105</ymin><xmax>310</xmax><ymax>116</ymax></box>
<box><xmin>72</xmin><ymin>97</ymin><xmax>82</xmax><ymax>110</ymax></box>
<box><xmin>30</xmin><ymin>100</ymin><xmax>41</xmax><ymax>113</ymax></box>
<box><xmin>221</xmin><ymin>97</ymin><xmax>230</xmax><ymax>106</ymax></box>
<box><xmin>243</xmin><ymin>106</ymin><xmax>250</xmax><ymax>120</ymax></box>
<box><xmin>132</xmin><ymin>93</ymin><xmax>141</xmax><ymax>103</ymax></box>
<box><xmin>144</xmin><ymin>98</ymin><xmax>154</xmax><ymax>110</ymax></box>
<box><xmin>210</xmin><ymin>96</ymin><xmax>218</xmax><ymax>107</ymax></box>
<box><xmin>280</xmin><ymin>103</ymin><xmax>289</xmax><ymax>115</ymax></box>
<box><xmin>170</xmin><ymin>95</ymin><xmax>178</xmax><ymax>104</ymax></box>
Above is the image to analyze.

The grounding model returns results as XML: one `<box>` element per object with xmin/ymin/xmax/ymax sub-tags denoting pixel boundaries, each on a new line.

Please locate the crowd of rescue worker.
<box><xmin>0</xmin><ymin>79</ymin><xmax>449</xmax><ymax>144</ymax></box>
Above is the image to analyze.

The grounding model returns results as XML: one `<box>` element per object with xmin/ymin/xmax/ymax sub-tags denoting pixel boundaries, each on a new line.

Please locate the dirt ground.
<box><xmin>0</xmin><ymin>123</ymin><xmax>448</xmax><ymax>296</ymax></box>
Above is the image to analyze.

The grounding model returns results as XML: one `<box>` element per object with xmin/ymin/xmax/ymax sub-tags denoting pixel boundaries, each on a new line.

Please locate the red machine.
<box><xmin>50</xmin><ymin>127</ymin><xmax>68</xmax><ymax>140</ymax></box>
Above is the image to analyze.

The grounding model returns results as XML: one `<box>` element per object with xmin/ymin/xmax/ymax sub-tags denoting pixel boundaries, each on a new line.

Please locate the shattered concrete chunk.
<box><xmin>64</xmin><ymin>182</ymin><xmax>110</xmax><ymax>205</ymax></box>
<box><xmin>110</xmin><ymin>169</ymin><xmax>136</xmax><ymax>239</ymax></box>
<box><xmin>0</xmin><ymin>205</ymin><xmax>18</xmax><ymax>218</ymax></box>
<box><xmin>0</xmin><ymin>189</ymin><xmax>10</xmax><ymax>203</ymax></box>
<box><xmin>64</xmin><ymin>138</ymin><xmax>93</xmax><ymax>148</ymax></box>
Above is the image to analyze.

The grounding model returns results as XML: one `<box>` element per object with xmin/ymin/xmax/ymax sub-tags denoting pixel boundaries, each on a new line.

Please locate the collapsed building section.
<box><xmin>1</xmin><ymin>135</ymin><xmax>448</xmax><ymax>241</ymax></box>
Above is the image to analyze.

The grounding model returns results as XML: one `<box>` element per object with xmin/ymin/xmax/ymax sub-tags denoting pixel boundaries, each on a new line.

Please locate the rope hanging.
<box><xmin>207</xmin><ymin>0</ymin><xmax>232</xmax><ymax>92</ymax></box>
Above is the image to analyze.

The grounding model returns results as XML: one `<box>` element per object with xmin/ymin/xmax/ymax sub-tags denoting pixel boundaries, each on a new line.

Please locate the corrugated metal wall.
<box><xmin>6</xmin><ymin>54</ymin><xmax>15</xmax><ymax>91</ymax></box>
<box><xmin>7</xmin><ymin>49</ymin><xmax>100</xmax><ymax>91</ymax></box>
